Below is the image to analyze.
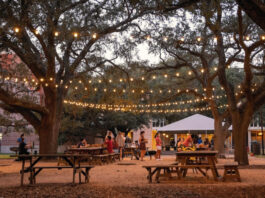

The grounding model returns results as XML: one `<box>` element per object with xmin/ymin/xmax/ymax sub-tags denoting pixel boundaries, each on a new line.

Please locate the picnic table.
<box><xmin>123</xmin><ymin>147</ymin><xmax>139</xmax><ymax>160</ymax></box>
<box><xmin>67</xmin><ymin>147</ymin><xmax>106</xmax><ymax>155</ymax></box>
<box><xmin>12</xmin><ymin>154</ymin><xmax>94</xmax><ymax>186</ymax></box>
<box><xmin>176</xmin><ymin>151</ymin><xmax>220</xmax><ymax>181</ymax></box>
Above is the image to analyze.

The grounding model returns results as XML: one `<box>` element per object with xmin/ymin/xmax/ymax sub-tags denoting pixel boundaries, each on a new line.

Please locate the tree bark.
<box><xmin>231</xmin><ymin>106</ymin><xmax>253</xmax><ymax>165</ymax></box>
<box><xmin>38</xmin><ymin>90</ymin><xmax>64</xmax><ymax>154</ymax></box>
<box><xmin>213</xmin><ymin>118</ymin><xmax>226</xmax><ymax>158</ymax></box>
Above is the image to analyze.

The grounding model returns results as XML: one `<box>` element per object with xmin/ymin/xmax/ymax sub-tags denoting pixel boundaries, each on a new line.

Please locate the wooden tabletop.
<box><xmin>10</xmin><ymin>154</ymin><xmax>93</xmax><ymax>158</ymax></box>
<box><xmin>68</xmin><ymin>147</ymin><xmax>105</xmax><ymax>151</ymax></box>
<box><xmin>176</xmin><ymin>151</ymin><xmax>218</xmax><ymax>156</ymax></box>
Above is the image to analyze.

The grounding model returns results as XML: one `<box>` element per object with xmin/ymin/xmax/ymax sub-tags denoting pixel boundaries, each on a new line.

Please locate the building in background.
<box><xmin>0</xmin><ymin>52</ymin><xmax>41</xmax><ymax>154</ymax></box>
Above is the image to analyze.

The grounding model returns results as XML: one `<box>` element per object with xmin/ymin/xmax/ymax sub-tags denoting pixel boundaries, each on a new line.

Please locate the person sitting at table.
<box><xmin>204</xmin><ymin>138</ymin><xmax>210</xmax><ymax>149</ymax></box>
<box><xmin>19</xmin><ymin>137</ymin><xmax>30</xmax><ymax>155</ymax></box>
<box><xmin>105</xmin><ymin>136</ymin><xmax>113</xmax><ymax>153</ymax></box>
<box><xmin>77</xmin><ymin>138</ymin><xmax>87</xmax><ymax>148</ymax></box>
<box><xmin>183</xmin><ymin>135</ymin><xmax>193</xmax><ymax>147</ymax></box>
<box><xmin>197</xmin><ymin>135</ymin><xmax>203</xmax><ymax>144</ymax></box>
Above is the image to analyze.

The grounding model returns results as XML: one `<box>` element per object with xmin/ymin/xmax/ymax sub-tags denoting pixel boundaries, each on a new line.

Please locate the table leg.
<box><xmin>29</xmin><ymin>157</ymin><xmax>33</xmax><ymax>184</ymax></box>
<box><xmin>147</xmin><ymin>168</ymin><xmax>152</xmax><ymax>183</ymax></box>
<box><xmin>73</xmin><ymin>157</ymin><xmax>76</xmax><ymax>184</ymax></box>
<box><xmin>78</xmin><ymin>159</ymin><xmax>81</xmax><ymax>184</ymax></box>
<box><xmin>208</xmin><ymin>156</ymin><xmax>219</xmax><ymax>181</ymax></box>
<box><xmin>20</xmin><ymin>159</ymin><xmax>25</xmax><ymax>186</ymax></box>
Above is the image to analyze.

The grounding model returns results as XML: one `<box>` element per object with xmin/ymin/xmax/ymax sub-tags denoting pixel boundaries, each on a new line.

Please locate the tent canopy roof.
<box><xmin>157</xmin><ymin>114</ymin><xmax>231</xmax><ymax>132</ymax></box>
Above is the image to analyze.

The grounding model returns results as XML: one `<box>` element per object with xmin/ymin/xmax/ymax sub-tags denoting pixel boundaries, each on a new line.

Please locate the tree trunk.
<box><xmin>213</xmin><ymin>118</ymin><xmax>226</xmax><ymax>158</ymax></box>
<box><xmin>38</xmin><ymin>90</ymin><xmax>64</xmax><ymax>154</ymax></box>
<box><xmin>231</xmin><ymin>108</ymin><xmax>253</xmax><ymax>165</ymax></box>
<box><xmin>233</xmin><ymin>123</ymin><xmax>249</xmax><ymax>165</ymax></box>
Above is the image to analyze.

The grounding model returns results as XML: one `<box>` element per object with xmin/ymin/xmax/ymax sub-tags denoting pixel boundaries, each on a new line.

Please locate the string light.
<box><xmin>10</xmin><ymin>27</ymin><xmax>263</xmax><ymax>44</ymax></box>
<box><xmin>14</xmin><ymin>27</ymin><xmax>20</xmax><ymax>33</ymax></box>
<box><xmin>63</xmin><ymin>100</ymin><xmax>227</xmax><ymax>114</ymax></box>
<box><xmin>73</xmin><ymin>32</ymin><xmax>79</xmax><ymax>38</ymax></box>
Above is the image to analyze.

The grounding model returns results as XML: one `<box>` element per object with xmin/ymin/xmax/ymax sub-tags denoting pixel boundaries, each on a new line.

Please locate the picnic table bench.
<box><xmin>143</xmin><ymin>165</ymin><xmax>182</xmax><ymax>183</ymax></box>
<box><xmin>11</xmin><ymin>154</ymin><xmax>94</xmax><ymax>186</ymax></box>
<box><xmin>143</xmin><ymin>164</ymin><xmax>214</xmax><ymax>183</ymax></box>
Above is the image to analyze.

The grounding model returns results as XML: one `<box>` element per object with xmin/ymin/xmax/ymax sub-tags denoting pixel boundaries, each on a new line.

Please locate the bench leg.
<box><xmin>155</xmin><ymin>168</ymin><xmax>161</xmax><ymax>183</ymax></box>
<box><xmin>176</xmin><ymin>167</ymin><xmax>182</xmax><ymax>179</ymax></box>
<box><xmin>236</xmin><ymin>169</ymin><xmax>241</xmax><ymax>182</ymax></box>
<box><xmin>222</xmin><ymin>168</ymin><xmax>227</xmax><ymax>182</ymax></box>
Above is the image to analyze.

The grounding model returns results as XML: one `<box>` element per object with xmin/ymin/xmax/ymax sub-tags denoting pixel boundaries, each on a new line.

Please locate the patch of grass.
<box><xmin>0</xmin><ymin>154</ymin><xmax>16</xmax><ymax>159</ymax></box>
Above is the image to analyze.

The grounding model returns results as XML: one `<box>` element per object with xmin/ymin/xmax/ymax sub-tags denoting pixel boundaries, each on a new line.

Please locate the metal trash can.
<box><xmin>251</xmin><ymin>141</ymin><xmax>261</xmax><ymax>155</ymax></box>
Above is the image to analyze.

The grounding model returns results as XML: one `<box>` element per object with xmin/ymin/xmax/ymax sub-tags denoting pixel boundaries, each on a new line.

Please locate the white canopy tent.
<box><xmin>157</xmin><ymin>114</ymin><xmax>231</xmax><ymax>133</ymax></box>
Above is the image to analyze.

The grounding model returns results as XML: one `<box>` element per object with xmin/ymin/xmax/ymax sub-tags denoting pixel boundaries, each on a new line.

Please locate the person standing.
<box><xmin>116</xmin><ymin>132</ymin><xmax>125</xmax><ymax>159</ymax></box>
<box><xmin>105</xmin><ymin>136</ymin><xmax>113</xmax><ymax>153</ymax></box>
<box><xmin>155</xmin><ymin>133</ymin><xmax>162</xmax><ymax>160</ymax></box>
<box><xmin>139</xmin><ymin>131</ymin><xmax>148</xmax><ymax>161</ymax></box>
<box><xmin>105</xmin><ymin>130</ymin><xmax>114</xmax><ymax>141</ymax></box>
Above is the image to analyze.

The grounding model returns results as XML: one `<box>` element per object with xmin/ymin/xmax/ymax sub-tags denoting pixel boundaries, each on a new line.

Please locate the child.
<box><xmin>105</xmin><ymin>136</ymin><xmax>113</xmax><ymax>153</ymax></box>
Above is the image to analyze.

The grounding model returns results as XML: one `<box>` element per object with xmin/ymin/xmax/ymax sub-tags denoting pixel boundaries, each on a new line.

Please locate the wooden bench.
<box><xmin>223</xmin><ymin>164</ymin><xmax>241</xmax><ymax>182</ymax></box>
<box><xmin>143</xmin><ymin>165</ymin><xmax>182</xmax><ymax>183</ymax></box>
<box><xmin>93</xmin><ymin>154</ymin><xmax>113</xmax><ymax>165</ymax></box>
<box><xmin>143</xmin><ymin>164</ymin><xmax>215</xmax><ymax>183</ymax></box>
<box><xmin>31</xmin><ymin>165</ymin><xmax>94</xmax><ymax>184</ymax></box>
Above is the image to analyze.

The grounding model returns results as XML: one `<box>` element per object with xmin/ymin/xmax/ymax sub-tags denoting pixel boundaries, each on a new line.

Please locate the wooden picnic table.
<box><xmin>176</xmin><ymin>151</ymin><xmax>220</xmax><ymax>181</ymax></box>
<box><xmin>68</xmin><ymin>147</ymin><xmax>106</xmax><ymax>155</ymax></box>
<box><xmin>11</xmin><ymin>154</ymin><xmax>94</xmax><ymax>186</ymax></box>
<box><xmin>123</xmin><ymin>147</ymin><xmax>139</xmax><ymax>160</ymax></box>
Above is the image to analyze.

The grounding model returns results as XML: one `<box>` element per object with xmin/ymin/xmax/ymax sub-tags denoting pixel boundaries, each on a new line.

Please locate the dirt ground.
<box><xmin>0</xmin><ymin>155</ymin><xmax>265</xmax><ymax>198</ymax></box>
